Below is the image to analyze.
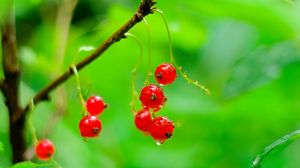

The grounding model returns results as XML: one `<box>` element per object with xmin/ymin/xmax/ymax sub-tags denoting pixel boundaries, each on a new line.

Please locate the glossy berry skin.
<box><xmin>139</xmin><ymin>84</ymin><xmax>166</xmax><ymax>109</ymax></box>
<box><xmin>149</xmin><ymin>117</ymin><xmax>175</xmax><ymax>141</ymax></box>
<box><xmin>79</xmin><ymin>115</ymin><xmax>102</xmax><ymax>138</ymax></box>
<box><xmin>134</xmin><ymin>109</ymin><xmax>152</xmax><ymax>132</ymax></box>
<box><xmin>155</xmin><ymin>63</ymin><xmax>177</xmax><ymax>85</ymax></box>
<box><xmin>35</xmin><ymin>139</ymin><xmax>55</xmax><ymax>160</ymax></box>
<box><xmin>86</xmin><ymin>95</ymin><xmax>106</xmax><ymax>116</ymax></box>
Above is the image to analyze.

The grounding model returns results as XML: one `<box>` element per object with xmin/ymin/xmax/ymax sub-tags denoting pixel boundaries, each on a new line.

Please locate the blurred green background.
<box><xmin>1</xmin><ymin>0</ymin><xmax>300</xmax><ymax>167</ymax></box>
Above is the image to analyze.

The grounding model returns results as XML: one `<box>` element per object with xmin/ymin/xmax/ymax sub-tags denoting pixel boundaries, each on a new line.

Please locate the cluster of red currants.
<box><xmin>34</xmin><ymin>96</ymin><xmax>107</xmax><ymax>161</ymax></box>
<box><xmin>79</xmin><ymin>95</ymin><xmax>107</xmax><ymax>138</ymax></box>
<box><xmin>135</xmin><ymin>63</ymin><xmax>177</xmax><ymax>144</ymax></box>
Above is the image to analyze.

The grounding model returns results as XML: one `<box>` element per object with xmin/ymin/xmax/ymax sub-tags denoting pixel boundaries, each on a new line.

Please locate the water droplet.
<box><xmin>156</xmin><ymin>141</ymin><xmax>163</xmax><ymax>146</ymax></box>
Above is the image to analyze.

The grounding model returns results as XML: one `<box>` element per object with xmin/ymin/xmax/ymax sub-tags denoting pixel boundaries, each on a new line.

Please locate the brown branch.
<box><xmin>15</xmin><ymin>0</ymin><xmax>156</xmax><ymax>122</ymax></box>
<box><xmin>1</xmin><ymin>2</ymin><xmax>25</xmax><ymax>163</ymax></box>
<box><xmin>0</xmin><ymin>79</ymin><xmax>4</xmax><ymax>89</ymax></box>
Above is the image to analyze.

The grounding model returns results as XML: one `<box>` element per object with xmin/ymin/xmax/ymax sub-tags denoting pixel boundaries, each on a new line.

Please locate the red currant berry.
<box><xmin>155</xmin><ymin>63</ymin><xmax>177</xmax><ymax>85</ymax></box>
<box><xmin>79</xmin><ymin>115</ymin><xmax>102</xmax><ymax>138</ymax></box>
<box><xmin>139</xmin><ymin>84</ymin><xmax>166</xmax><ymax>109</ymax></box>
<box><xmin>134</xmin><ymin>108</ymin><xmax>152</xmax><ymax>132</ymax></box>
<box><xmin>35</xmin><ymin>139</ymin><xmax>55</xmax><ymax>160</ymax></box>
<box><xmin>86</xmin><ymin>95</ymin><xmax>106</xmax><ymax>116</ymax></box>
<box><xmin>149</xmin><ymin>117</ymin><xmax>175</xmax><ymax>142</ymax></box>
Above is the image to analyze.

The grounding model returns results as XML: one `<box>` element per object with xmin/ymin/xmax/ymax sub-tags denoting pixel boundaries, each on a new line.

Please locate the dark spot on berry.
<box><xmin>104</xmin><ymin>104</ymin><xmax>108</xmax><ymax>108</ymax></box>
<box><xmin>150</xmin><ymin>93</ymin><xmax>157</xmax><ymax>100</ymax></box>
<box><xmin>47</xmin><ymin>152</ymin><xmax>52</xmax><ymax>157</ymax></box>
<box><xmin>92</xmin><ymin>128</ymin><xmax>100</xmax><ymax>134</ymax></box>
<box><xmin>156</xmin><ymin>72</ymin><xmax>162</xmax><ymax>79</ymax></box>
<box><xmin>164</xmin><ymin>97</ymin><xmax>167</xmax><ymax>102</ymax></box>
<box><xmin>165</xmin><ymin>132</ymin><xmax>172</xmax><ymax>138</ymax></box>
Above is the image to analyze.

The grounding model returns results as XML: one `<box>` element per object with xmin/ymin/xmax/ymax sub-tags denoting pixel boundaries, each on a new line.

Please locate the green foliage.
<box><xmin>0</xmin><ymin>0</ymin><xmax>9</xmax><ymax>23</ymax></box>
<box><xmin>0</xmin><ymin>142</ymin><xmax>3</xmax><ymax>152</ymax></box>
<box><xmin>252</xmin><ymin>129</ymin><xmax>300</xmax><ymax>168</ymax></box>
<box><xmin>11</xmin><ymin>161</ymin><xmax>50</xmax><ymax>168</ymax></box>
<box><xmin>12</xmin><ymin>161</ymin><xmax>36</xmax><ymax>168</ymax></box>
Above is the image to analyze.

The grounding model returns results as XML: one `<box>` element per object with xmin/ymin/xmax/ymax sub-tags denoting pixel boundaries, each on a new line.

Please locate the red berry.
<box><xmin>86</xmin><ymin>95</ymin><xmax>106</xmax><ymax>116</ymax></box>
<box><xmin>155</xmin><ymin>63</ymin><xmax>177</xmax><ymax>85</ymax></box>
<box><xmin>134</xmin><ymin>108</ymin><xmax>152</xmax><ymax>132</ymax></box>
<box><xmin>149</xmin><ymin>117</ymin><xmax>175</xmax><ymax>142</ymax></box>
<box><xmin>35</xmin><ymin>139</ymin><xmax>55</xmax><ymax>160</ymax></box>
<box><xmin>79</xmin><ymin>115</ymin><xmax>102</xmax><ymax>138</ymax></box>
<box><xmin>139</xmin><ymin>84</ymin><xmax>166</xmax><ymax>109</ymax></box>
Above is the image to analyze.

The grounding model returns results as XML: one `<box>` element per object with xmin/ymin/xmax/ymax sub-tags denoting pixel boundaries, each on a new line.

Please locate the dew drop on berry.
<box><xmin>155</xmin><ymin>140</ymin><xmax>163</xmax><ymax>146</ymax></box>
<box><xmin>149</xmin><ymin>116</ymin><xmax>175</xmax><ymax>142</ymax></box>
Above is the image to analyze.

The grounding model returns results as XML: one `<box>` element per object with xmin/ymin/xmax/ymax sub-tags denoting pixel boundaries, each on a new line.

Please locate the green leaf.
<box><xmin>11</xmin><ymin>161</ymin><xmax>50</xmax><ymax>168</ymax></box>
<box><xmin>284</xmin><ymin>0</ymin><xmax>295</xmax><ymax>5</ymax></box>
<box><xmin>0</xmin><ymin>142</ymin><xmax>3</xmax><ymax>152</ymax></box>
<box><xmin>251</xmin><ymin>129</ymin><xmax>300</xmax><ymax>168</ymax></box>
<box><xmin>12</xmin><ymin>161</ymin><xmax>36</xmax><ymax>168</ymax></box>
<box><xmin>0</xmin><ymin>0</ymin><xmax>9</xmax><ymax>23</ymax></box>
<box><xmin>223</xmin><ymin>42</ymin><xmax>300</xmax><ymax>99</ymax></box>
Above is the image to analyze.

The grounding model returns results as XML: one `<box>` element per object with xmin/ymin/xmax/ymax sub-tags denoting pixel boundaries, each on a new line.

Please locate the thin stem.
<box><xmin>149</xmin><ymin>108</ymin><xmax>156</xmax><ymax>119</ymax></box>
<box><xmin>28</xmin><ymin>99</ymin><xmax>38</xmax><ymax>144</ymax></box>
<box><xmin>125</xmin><ymin>32</ymin><xmax>144</xmax><ymax>112</ymax></box>
<box><xmin>51</xmin><ymin>158</ymin><xmax>62</xmax><ymax>168</ymax></box>
<box><xmin>70</xmin><ymin>64</ymin><xmax>87</xmax><ymax>116</ymax></box>
<box><xmin>143</xmin><ymin>18</ymin><xmax>152</xmax><ymax>85</ymax></box>
<box><xmin>154</xmin><ymin>9</ymin><xmax>173</xmax><ymax>62</ymax></box>
<box><xmin>154</xmin><ymin>9</ymin><xmax>210</xmax><ymax>95</ymax></box>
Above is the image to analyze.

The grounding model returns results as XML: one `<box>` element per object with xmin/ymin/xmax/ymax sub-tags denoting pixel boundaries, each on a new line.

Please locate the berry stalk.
<box><xmin>143</xmin><ymin>18</ymin><xmax>152</xmax><ymax>85</ymax></box>
<box><xmin>28</xmin><ymin>99</ymin><xmax>38</xmax><ymax>145</ymax></box>
<box><xmin>154</xmin><ymin>9</ymin><xmax>210</xmax><ymax>95</ymax></box>
<box><xmin>51</xmin><ymin>158</ymin><xmax>62</xmax><ymax>168</ymax></box>
<box><xmin>125</xmin><ymin>32</ymin><xmax>144</xmax><ymax>112</ymax></box>
<box><xmin>70</xmin><ymin>64</ymin><xmax>87</xmax><ymax>115</ymax></box>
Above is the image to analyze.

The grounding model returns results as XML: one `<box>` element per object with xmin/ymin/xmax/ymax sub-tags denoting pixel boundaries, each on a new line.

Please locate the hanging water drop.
<box><xmin>156</xmin><ymin>141</ymin><xmax>162</xmax><ymax>146</ymax></box>
<box><xmin>155</xmin><ymin>140</ymin><xmax>165</xmax><ymax>146</ymax></box>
